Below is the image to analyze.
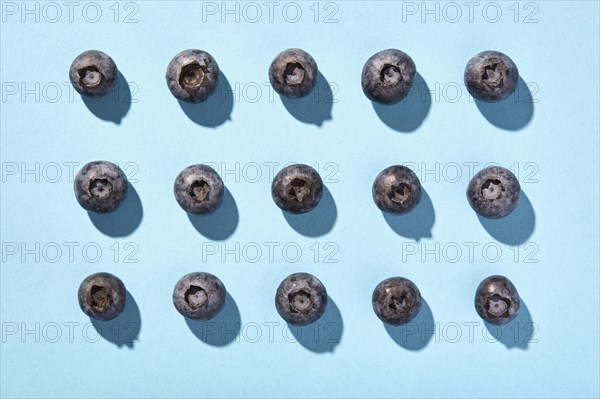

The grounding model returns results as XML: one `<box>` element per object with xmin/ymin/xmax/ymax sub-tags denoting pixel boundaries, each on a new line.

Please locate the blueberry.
<box><xmin>372</xmin><ymin>165</ymin><xmax>421</xmax><ymax>215</ymax></box>
<box><xmin>74</xmin><ymin>161</ymin><xmax>128</xmax><ymax>214</ymax></box>
<box><xmin>475</xmin><ymin>275</ymin><xmax>520</xmax><ymax>325</ymax></box>
<box><xmin>361</xmin><ymin>49</ymin><xmax>416</xmax><ymax>105</ymax></box>
<box><xmin>372</xmin><ymin>277</ymin><xmax>421</xmax><ymax>325</ymax></box>
<box><xmin>464</xmin><ymin>51</ymin><xmax>519</xmax><ymax>102</ymax></box>
<box><xmin>173</xmin><ymin>272</ymin><xmax>226</xmax><ymax>320</ymax></box>
<box><xmin>467</xmin><ymin>166</ymin><xmax>520</xmax><ymax>219</ymax></box>
<box><xmin>174</xmin><ymin>164</ymin><xmax>224</xmax><ymax>215</ymax></box>
<box><xmin>69</xmin><ymin>50</ymin><xmax>117</xmax><ymax>97</ymax></box>
<box><xmin>166</xmin><ymin>49</ymin><xmax>219</xmax><ymax>103</ymax></box>
<box><xmin>271</xmin><ymin>164</ymin><xmax>323</xmax><ymax>214</ymax></box>
<box><xmin>78</xmin><ymin>272</ymin><xmax>126</xmax><ymax>321</ymax></box>
<box><xmin>269</xmin><ymin>48</ymin><xmax>318</xmax><ymax>99</ymax></box>
<box><xmin>275</xmin><ymin>273</ymin><xmax>327</xmax><ymax>325</ymax></box>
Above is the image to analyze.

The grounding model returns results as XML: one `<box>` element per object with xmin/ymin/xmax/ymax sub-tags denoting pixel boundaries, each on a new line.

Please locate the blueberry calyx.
<box><xmin>184</xmin><ymin>285</ymin><xmax>208</xmax><ymax>308</ymax></box>
<box><xmin>288</xmin><ymin>178</ymin><xmax>310</xmax><ymax>203</ymax></box>
<box><xmin>380</xmin><ymin>64</ymin><xmax>403</xmax><ymax>86</ymax></box>
<box><xmin>179</xmin><ymin>62</ymin><xmax>205</xmax><ymax>91</ymax></box>
<box><xmin>78</xmin><ymin>66</ymin><xmax>104</xmax><ymax>88</ymax></box>
<box><xmin>283</xmin><ymin>62</ymin><xmax>305</xmax><ymax>85</ymax></box>
<box><xmin>187</xmin><ymin>179</ymin><xmax>210</xmax><ymax>203</ymax></box>
<box><xmin>289</xmin><ymin>290</ymin><xmax>313</xmax><ymax>314</ymax></box>
<box><xmin>481</xmin><ymin>62</ymin><xmax>506</xmax><ymax>87</ymax></box>
<box><xmin>78</xmin><ymin>272</ymin><xmax>127</xmax><ymax>321</ymax></box>
<box><xmin>90</xmin><ymin>285</ymin><xmax>112</xmax><ymax>313</ymax></box>
<box><xmin>388</xmin><ymin>183</ymin><xmax>411</xmax><ymax>204</ymax></box>
<box><xmin>484</xmin><ymin>294</ymin><xmax>511</xmax><ymax>319</ymax></box>
<box><xmin>89</xmin><ymin>178</ymin><xmax>113</xmax><ymax>200</ymax></box>
<box><xmin>481</xmin><ymin>179</ymin><xmax>504</xmax><ymax>201</ymax></box>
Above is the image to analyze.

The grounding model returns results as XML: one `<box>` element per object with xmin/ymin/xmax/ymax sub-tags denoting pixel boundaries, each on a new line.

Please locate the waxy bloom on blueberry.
<box><xmin>173</xmin><ymin>272</ymin><xmax>226</xmax><ymax>320</ymax></box>
<box><xmin>464</xmin><ymin>51</ymin><xmax>519</xmax><ymax>102</ymax></box>
<box><xmin>174</xmin><ymin>164</ymin><xmax>224</xmax><ymax>215</ymax></box>
<box><xmin>69</xmin><ymin>50</ymin><xmax>118</xmax><ymax>97</ymax></box>
<box><xmin>362</xmin><ymin>49</ymin><xmax>416</xmax><ymax>105</ymax></box>
<box><xmin>78</xmin><ymin>272</ymin><xmax>126</xmax><ymax>321</ymax></box>
<box><xmin>272</xmin><ymin>164</ymin><xmax>323</xmax><ymax>214</ymax></box>
<box><xmin>74</xmin><ymin>161</ymin><xmax>128</xmax><ymax>214</ymax></box>
<box><xmin>372</xmin><ymin>165</ymin><xmax>421</xmax><ymax>215</ymax></box>
<box><xmin>269</xmin><ymin>48</ymin><xmax>318</xmax><ymax>99</ymax></box>
<box><xmin>467</xmin><ymin>166</ymin><xmax>520</xmax><ymax>218</ymax></box>
<box><xmin>474</xmin><ymin>275</ymin><xmax>520</xmax><ymax>325</ymax></box>
<box><xmin>275</xmin><ymin>273</ymin><xmax>327</xmax><ymax>325</ymax></box>
<box><xmin>372</xmin><ymin>277</ymin><xmax>421</xmax><ymax>325</ymax></box>
<box><xmin>166</xmin><ymin>49</ymin><xmax>220</xmax><ymax>103</ymax></box>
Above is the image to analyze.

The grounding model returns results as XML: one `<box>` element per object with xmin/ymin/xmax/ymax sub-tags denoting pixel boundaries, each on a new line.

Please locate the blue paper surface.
<box><xmin>1</xmin><ymin>1</ymin><xmax>599</xmax><ymax>398</ymax></box>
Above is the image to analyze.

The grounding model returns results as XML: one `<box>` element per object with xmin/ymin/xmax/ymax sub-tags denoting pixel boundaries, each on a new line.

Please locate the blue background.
<box><xmin>1</xmin><ymin>1</ymin><xmax>599</xmax><ymax>398</ymax></box>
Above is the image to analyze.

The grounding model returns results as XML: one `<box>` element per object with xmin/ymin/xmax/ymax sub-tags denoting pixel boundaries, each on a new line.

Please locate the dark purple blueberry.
<box><xmin>372</xmin><ymin>277</ymin><xmax>421</xmax><ymax>325</ymax></box>
<box><xmin>475</xmin><ymin>275</ymin><xmax>520</xmax><ymax>325</ymax></box>
<box><xmin>271</xmin><ymin>164</ymin><xmax>323</xmax><ymax>214</ymax></box>
<box><xmin>467</xmin><ymin>166</ymin><xmax>520</xmax><ymax>219</ymax></box>
<box><xmin>173</xmin><ymin>272</ymin><xmax>226</xmax><ymax>320</ymax></box>
<box><xmin>372</xmin><ymin>165</ymin><xmax>421</xmax><ymax>215</ymax></box>
<box><xmin>464</xmin><ymin>51</ymin><xmax>519</xmax><ymax>102</ymax></box>
<box><xmin>361</xmin><ymin>49</ymin><xmax>416</xmax><ymax>105</ymax></box>
<box><xmin>74</xmin><ymin>161</ymin><xmax>128</xmax><ymax>214</ymax></box>
<box><xmin>78</xmin><ymin>272</ymin><xmax>126</xmax><ymax>321</ymax></box>
<box><xmin>69</xmin><ymin>50</ymin><xmax>118</xmax><ymax>97</ymax></box>
<box><xmin>275</xmin><ymin>273</ymin><xmax>327</xmax><ymax>325</ymax></box>
<box><xmin>166</xmin><ymin>49</ymin><xmax>220</xmax><ymax>103</ymax></box>
<box><xmin>174</xmin><ymin>164</ymin><xmax>224</xmax><ymax>215</ymax></box>
<box><xmin>269</xmin><ymin>48</ymin><xmax>318</xmax><ymax>99</ymax></box>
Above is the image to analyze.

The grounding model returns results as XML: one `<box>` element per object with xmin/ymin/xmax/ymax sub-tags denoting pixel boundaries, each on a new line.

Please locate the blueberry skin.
<box><xmin>372</xmin><ymin>165</ymin><xmax>422</xmax><ymax>215</ymax></box>
<box><xmin>269</xmin><ymin>48</ymin><xmax>318</xmax><ymax>99</ymax></box>
<box><xmin>166</xmin><ymin>49</ymin><xmax>220</xmax><ymax>103</ymax></box>
<box><xmin>174</xmin><ymin>164</ymin><xmax>224</xmax><ymax>215</ymax></box>
<box><xmin>78</xmin><ymin>272</ymin><xmax>126</xmax><ymax>321</ymax></box>
<box><xmin>464</xmin><ymin>51</ymin><xmax>519</xmax><ymax>102</ymax></box>
<box><xmin>74</xmin><ymin>161</ymin><xmax>128</xmax><ymax>214</ymax></box>
<box><xmin>275</xmin><ymin>273</ymin><xmax>327</xmax><ymax>326</ymax></box>
<box><xmin>271</xmin><ymin>164</ymin><xmax>323</xmax><ymax>214</ymax></box>
<box><xmin>69</xmin><ymin>50</ymin><xmax>117</xmax><ymax>97</ymax></box>
<box><xmin>467</xmin><ymin>166</ymin><xmax>520</xmax><ymax>219</ymax></box>
<box><xmin>475</xmin><ymin>275</ymin><xmax>520</xmax><ymax>325</ymax></box>
<box><xmin>173</xmin><ymin>272</ymin><xmax>226</xmax><ymax>320</ymax></box>
<box><xmin>372</xmin><ymin>277</ymin><xmax>421</xmax><ymax>325</ymax></box>
<box><xmin>361</xmin><ymin>49</ymin><xmax>416</xmax><ymax>105</ymax></box>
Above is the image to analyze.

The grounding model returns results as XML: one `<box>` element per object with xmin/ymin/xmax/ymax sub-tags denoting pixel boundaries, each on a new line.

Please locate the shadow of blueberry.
<box><xmin>383</xmin><ymin>188</ymin><xmax>435</xmax><ymax>240</ymax></box>
<box><xmin>283</xmin><ymin>185</ymin><xmax>337</xmax><ymax>237</ymax></box>
<box><xmin>81</xmin><ymin>70</ymin><xmax>132</xmax><ymax>124</ymax></box>
<box><xmin>478</xmin><ymin>190</ymin><xmax>535</xmax><ymax>245</ymax></box>
<box><xmin>178</xmin><ymin>71</ymin><xmax>234</xmax><ymax>128</ymax></box>
<box><xmin>185</xmin><ymin>292</ymin><xmax>241</xmax><ymax>347</ymax></box>
<box><xmin>280</xmin><ymin>71</ymin><xmax>333</xmax><ymax>127</ymax></box>
<box><xmin>384</xmin><ymin>297</ymin><xmax>434</xmax><ymax>350</ymax></box>
<box><xmin>91</xmin><ymin>291</ymin><xmax>141</xmax><ymax>349</ymax></box>
<box><xmin>288</xmin><ymin>296</ymin><xmax>343</xmax><ymax>353</ymax></box>
<box><xmin>484</xmin><ymin>299</ymin><xmax>534</xmax><ymax>350</ymax></box>
<box><xmin>88</xmin><ymin>183</ymin><xmax>143</xmax><ymax>237</ymax></box>
<box><xmin>187</xmin><ymin>188</ymin><xmax>239</xmax><ymax>240</ymax></box>
<box><xmin>474</xmin><ymin>77</ymin><xmax>534</xmax><ymax>131</ymax></box>
<box><xmin>372</xmin><ymin>72</ymin><xmax>431</xmax><ymax>132</ymax></box>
